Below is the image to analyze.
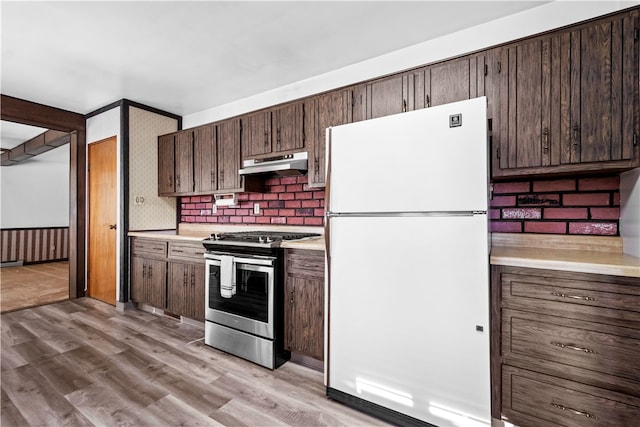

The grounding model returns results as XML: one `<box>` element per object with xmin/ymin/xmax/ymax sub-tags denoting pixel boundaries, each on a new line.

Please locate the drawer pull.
<box><xmin>551</xmin><ymin>403</ymin><xmax>598</xmax><ymax>420</ymax></box>
<box><xmin>551</xmin><ymin>342</ymin><xmax>596</xmax><ymax>354</ymax></box>
<box><xmin>173</xmin><ymin>249</ymin><xmax>184</xmax><ymax>253</ymax></box>
<box><xmin>551</xmin><ymin>292</ymin><xmax>595</xmax><ymax>301</ymax></box>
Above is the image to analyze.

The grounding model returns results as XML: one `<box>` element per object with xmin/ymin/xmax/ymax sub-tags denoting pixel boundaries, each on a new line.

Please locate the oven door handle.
<box><xmin>204</xmin><ymin>253</ymin><xmax>274</xmax><ymax>267</ymax></box>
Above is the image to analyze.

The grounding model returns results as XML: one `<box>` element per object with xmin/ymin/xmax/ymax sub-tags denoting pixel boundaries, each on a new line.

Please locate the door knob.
<box><xmin>109</xmin><ymin>224</ymin><xmax>117</xmax><ymax>230</ymax></box>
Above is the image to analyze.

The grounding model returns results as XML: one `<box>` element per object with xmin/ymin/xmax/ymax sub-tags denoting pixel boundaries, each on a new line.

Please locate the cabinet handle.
<box><xmin>191</xmin><ymin>271</ymin><xmax>195</xmax><ymax>286</ymax></box>
<box><xmin>173</xmin><ymin>249</ymin><xmax>184</xmax><ymax>253</ymax></box>
<box><xmin>148</xmin><ymin>265</ymin><xmax>152</xmax><ymax>279</ymax></box>
<box><xmin>543</xmin><ymin>128</ymin><xmax>549</xmax><ymax>153</ymax></box>
<box><xmin>143</xmin><ymin>264</ymin><xmax>147</xmax><ymax>278</ymax></box>
<box><xmin>264</xmin><ymin>131</ymin><xmax>269</xmax><ymax>146</ymax></box>
<box><xmin>211</xmin><ymin>171</ymin><xmax>215</xmax><ymax>185</ymax></box>
<box><xmin>426</xmin><ymin>95</ymin><xmax>430</xmax><ymax>108</ymax></box>
<box><xmin>551</xmin><ymin>292</ymin><xmax>595</xmax><ymax>301</ymax></box>
<box><xmin>168</xmin><ymin>176</ymin><xmax>173</xmax><ymax>187</ymax></box>
<box><xmin>277</xmin><ymin>128</ymin><xmax>281</xmax><ymax>151</ymax></box>
<box><xmin>551</xmin><ymin>342</ymin><xmax>596</xmax><ymax>354</ymax></box>
<box><xmin>220</xmin><ymin>170</ymin><xmax>224</xmax><ymax>184</ymax></box>
<box><xmin>195</xmin><ymin>251</ymin><xmax>204</xmax><ymax>255</ymax></box>
<box><xmin>314</xmin><ymin>159</ymin><xmax>319</xmax><ymax>174</ymax></box>
<box><xmin>290</xmin><ymin>290</ymin><xmax>295</xmax><ymax>305</ymax></box>
<box><xmin>176</xmin><ymin>175</ymin><xmax>181</xmax><ymax>188</ymax></box>
<box><xmin>402</xmin><ymin>99</ymin><xmax>407</xmax><ymax>112</ymax></box>
<box><xmin>551</xmin><ymin>403</ymin><xmax>598</xmax><ymax>420</ymax></box>
<box><xmin>183</xmin><ymin>270</ymin><xmax>188</xmax><ymax>286</ymax></box>
<box><xmin>573</xmin><ymin>124</ymin><xmax>580</xmax><ymax>149</ymax></box>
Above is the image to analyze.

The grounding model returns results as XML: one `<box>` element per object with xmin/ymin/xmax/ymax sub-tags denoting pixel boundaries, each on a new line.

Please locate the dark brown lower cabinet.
<box><xmin>284</xmin><ymin>249</ymin><xmax>324</xmax><ymax>361</ymax></box>
<box><xmin>492</xmin><ymin>265</ymin><xmax>640</xmax><ymax>426</ymax></box>
<box><xmin>166</xmin><ymin>241</ymin><xmax>206</xmax><ymax>321</ymax></box>
<box><xmin>130</xmin><ymin>237</ymin><xmax>205</xmax><ymax>322</ymax></box>
<box><xmin>130</xmin><ymin>238</ymin><xmax>167</xmax><ymax>308</ymax></box>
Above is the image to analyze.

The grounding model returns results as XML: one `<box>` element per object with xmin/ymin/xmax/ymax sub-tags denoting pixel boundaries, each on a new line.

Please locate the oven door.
<box><xmin>205</xmin><ymin>252</ymin><xmax>275</xmax><ymax>339</ymax></box>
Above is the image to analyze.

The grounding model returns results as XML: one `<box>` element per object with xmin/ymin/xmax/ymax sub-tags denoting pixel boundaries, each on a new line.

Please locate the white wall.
<box><xmin>0</xmin><ymin>144</ymin><xmax>70</xmax><ymax>228</ymax></box>
<box><xmin>184</xmin><ymin>1</ymin><xmax>638</xmax><ymax>128</ymax></box>
<box><xmin>620</xmin><ymin>168</ymin><xmax>640</xmax><ymax>257</ymax></box>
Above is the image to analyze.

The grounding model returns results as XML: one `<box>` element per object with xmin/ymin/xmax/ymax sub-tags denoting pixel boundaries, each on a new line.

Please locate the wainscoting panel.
<box><xmin>0</xmin><ymin>227</ymin><xmax>69</xmax><ymax>263</ymax></box>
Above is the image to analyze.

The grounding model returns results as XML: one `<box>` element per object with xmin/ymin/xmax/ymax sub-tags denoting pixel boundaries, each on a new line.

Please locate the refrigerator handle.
<box><xmin>324</xmin><ymin>127</ymin><xmax>332</xmax><ymax>256</ymax></box>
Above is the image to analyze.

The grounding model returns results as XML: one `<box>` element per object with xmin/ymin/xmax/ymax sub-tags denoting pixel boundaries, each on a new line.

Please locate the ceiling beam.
<box><xmin>1</xmin><ymin>94</ymin><xmax>84</xmax><ymax>131</ymax></box>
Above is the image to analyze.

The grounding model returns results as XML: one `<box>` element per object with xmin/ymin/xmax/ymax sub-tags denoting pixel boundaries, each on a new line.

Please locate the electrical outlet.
<box><xmin>134</xmin><ymin>195</ymin><xmax>145</xmax><ymax>205</ymax></box>
<box><xmin>254</xmin><ymin>203</ymin><xmax>260</xmax><ymax>215</ymax></box>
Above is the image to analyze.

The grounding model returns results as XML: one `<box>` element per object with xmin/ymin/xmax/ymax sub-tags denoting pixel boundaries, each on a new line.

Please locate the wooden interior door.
<box><xmin>88</xmin><ymin>136</ymin><xmax>117</xmax><ymax>305</ymax></box>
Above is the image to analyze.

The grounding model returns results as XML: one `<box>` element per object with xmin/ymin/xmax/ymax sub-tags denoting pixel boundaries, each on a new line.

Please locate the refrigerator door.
<box><xmin>328</xmin><ymin>97</ymin><xmax>487</xmax><ymax>214</ymax></box>
<box><xmin>327</xmin><ymin>214</ymin><xmax>490</xmax><ymax>426</ymax></box>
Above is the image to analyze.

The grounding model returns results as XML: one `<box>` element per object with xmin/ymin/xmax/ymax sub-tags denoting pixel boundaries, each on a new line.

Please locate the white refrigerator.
<box><xmin>325</xmin><ymin>97</ymin><xmax>491</xmax><ymax>427</ymax></box>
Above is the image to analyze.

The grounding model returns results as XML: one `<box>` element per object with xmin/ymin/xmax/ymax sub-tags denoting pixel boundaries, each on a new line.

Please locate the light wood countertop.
<box><xmin>490</xmin><ymin>233</ymin><xmax>640</xmax><ymax>278</ymax></box>
<box><xmin>128</xmin><ymin>224</ymin><xmax>325</xmax><ymax>250</ymax></box>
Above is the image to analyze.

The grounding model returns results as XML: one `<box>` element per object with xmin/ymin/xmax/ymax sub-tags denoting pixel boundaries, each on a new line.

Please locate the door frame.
<box><xmin>1</xmin><ymin>94</ymin><xmax>86</xmax><ymax>299</ymax></box>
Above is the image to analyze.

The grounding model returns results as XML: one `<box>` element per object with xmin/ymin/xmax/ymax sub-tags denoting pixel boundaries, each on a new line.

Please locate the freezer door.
<box><xmin>328</xmin><ymin>97</ymin><xmax>488</xmax><ymax>214</ymax></box>
<box><xmin>327</xmin><ymin>214</ymin><xmax>490</xmax><ymax>426</ymax></box>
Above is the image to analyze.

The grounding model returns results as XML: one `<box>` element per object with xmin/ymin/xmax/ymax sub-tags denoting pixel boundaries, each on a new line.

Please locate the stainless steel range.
<box><xmin>202</xmin><ymin>230</ymin><xmax>320</xmax><ymax>369</ymax></box>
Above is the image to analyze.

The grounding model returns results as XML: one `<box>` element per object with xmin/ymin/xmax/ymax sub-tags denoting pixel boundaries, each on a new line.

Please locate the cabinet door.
<box><xmin>285</xmin><ymin>274</ymin><xmax>324</xmax><ymax>360</ymax></box>
<box><xmin>188</xmin><ymin>263</ymin><xmax>206</xmax><ymax>321</ymax></box>
<box><xmin>498</xmin><ymin>38</ymin><xmax>557</xmax><ymax>172</ymax></box>
<box><xmin>130</xmin><ymin>256</ymin><xmax>145</xmax><ymax>302</ymax></box>
<box><xmin>366</xmin><ymin>74</ymin><xmax>408</xmax><ymax>120</ymax></box>
<box><xmin>306</xmin><ymin>90</ymin><xmax>352</xmax><ymax>187</ymax></box>
<box><xmin>242</xmin><ymin>111</ymin><xmax>272</xmax><ymax>158</ymax></box>
<box><xmin>566</xmin><ymin>11</ymin><xmax>637</xmax><ymax>164</ymax></box>
<box><xmin>157</xmin><ymin>134</ymin><xmax>175</xmax><ymax>195</ymax></box>
<box><xmin>427</xmin><ymin>57</ymin><xmax>472</xmax><ymax>107</ymax></box>
<box><xmin>273</xmin><ymin>102</ymin><xmax>304</xmax><ymax>154</ymax></box>
<box><xmin>167</xmin><ymin>261</ymin><xmax>187</xmax><ymax>315</ymax></box>
<box><xmin>174</xmin><ymin>131</ymin><xmax>194</xmax><ymax>194</ymax></box>
<box><xmin>217</xmin><ymin>119</ymin><xmax>243</xmax><ymax>192</ymax></box>
<box><xmin>193</xmin><ymin>124</ymin><xmax>217</xmax><ymax>193</ymax></box>
<box><xmin>147</xmin><ymin>258</ymin><xmax>166</xmax><ymax>309</ymax></box>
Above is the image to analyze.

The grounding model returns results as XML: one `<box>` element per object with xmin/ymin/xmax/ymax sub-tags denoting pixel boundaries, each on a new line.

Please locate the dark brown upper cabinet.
<box><xmin>174</xmin><ymin>130</ymin><xmax>194</xmax><ymax>194</ymax></box>
<box><xmin>242</xmin><ymin>102</ymin><xmax>305</xmax><ymax>160</ymax></box>
<box><xmin>426</xmin><ymin>57</ymin><xmax>474</xmax><ymax>107</ymax></box>
<box><xmin>365</xmin><ymin>71</ymin><xmax>427</xmax><ymax>120</ymax></box>
<box><xmin>193</xmin><ymin>124</ymin><xmax>216</xmax><ymax>194</ymax></box>
<box><xmin>273</xmin><ymin>102</ymin><xmax>305</xmax><ymax>154</ymax></box>
<box><xmin>305</xmin><ymin>90</ymin><xmax>353</xmax><ymax>187</ymax></box>
<box><xmin>492</xmin><ymin>9</ymin><xmax>639</xmax><ymax>179</ymax></box>
<box><xmin>491</xmin><ymin>36</ymin><xmax>560</xmax><ymax>176</ymax></box>
<box><xmin>217</xmin><ymin>118</ymin><xmax>245</xmax><ymax>192</ymax></box>
<box><xmin>158</xmin><ymin>133</ymin><xmax>176</xmax><ymax>196</ymax></box>
<box><xmin>565</xmin><ymin>10</ymin><xmax>638</xmax><ymax>166</ymax></box>
<box><xmin>242</xmin><ymin>110</ymin><xmax>272</xmax><ymax>159</ymax></box>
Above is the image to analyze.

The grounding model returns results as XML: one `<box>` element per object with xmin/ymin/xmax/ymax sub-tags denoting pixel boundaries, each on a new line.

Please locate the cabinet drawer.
<box><xmin>503</xmin><ymin>309</ymin><xmax>640</xmax><ymax>383</ymax></box>
<box><xmin>285</xmin><ymin>249</ymin><xmax>324</xmax><ymax>277</ymax></box>
<box><xmin>502</xmin><ymin>365</ymin><xmax>640</xmax><ymax>427</ymax></box>
<box><xmin>168</xmin><ymin>241</ymin><xmax>205</xmax><ymax>262</ymax></box>
<box><xmin>501</xmin><ymin>268</ymin><xmax>640</xmax><ymax>327</ymax></box>
<box><xmin>131</xmin><ymin>238</ymin><xmax>167</xmax><ymax>258</ymax></box>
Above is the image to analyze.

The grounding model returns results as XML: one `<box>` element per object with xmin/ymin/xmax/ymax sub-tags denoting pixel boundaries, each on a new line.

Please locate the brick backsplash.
<box><xmin>490</xmin><ymin>175</ymin><xmax>620</xmax><ymax>235</ymax></box>
<box><xmin>180</xmin><ymin>176</ymin><xmax>325</xmax><ymax>226</ymax></box>
<box><xmin>181</xmin><ymin>174</ymin><xmax>621</xmax><ymax>236</ymax></box>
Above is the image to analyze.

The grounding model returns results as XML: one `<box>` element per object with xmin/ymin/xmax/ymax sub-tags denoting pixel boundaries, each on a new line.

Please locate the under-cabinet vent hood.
<box><xmin>239</xmin><ymin>152</ymin><xmax>308</xmax><ymax>176</ymax></box>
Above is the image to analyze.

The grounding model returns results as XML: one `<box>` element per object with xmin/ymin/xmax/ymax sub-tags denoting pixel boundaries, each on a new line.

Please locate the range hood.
<box><xmin>239</xmin><ymin>151</ymin><xmax>308</xmax><ymax>176</ymax></box>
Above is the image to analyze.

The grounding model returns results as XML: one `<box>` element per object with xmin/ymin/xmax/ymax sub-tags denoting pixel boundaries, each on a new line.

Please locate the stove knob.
<box><xmin>213</xmin><ymin>233</ymin><xmax>220</xmax><ymax>240</ymax></box>
<box><xmin>266</xmin><ymin>237</ymin><xmax>273</xmax><ymax>243</ymax></box>
<box><xmin>258</xmin><ymin>236</ymin><xmax>265</xmax><ymax>244</ymax></box>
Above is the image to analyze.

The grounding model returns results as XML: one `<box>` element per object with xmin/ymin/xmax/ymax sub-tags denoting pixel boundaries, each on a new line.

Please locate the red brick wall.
<box><xmin>490</xmin><ymin>175</ymin><xmax>620</xmax><ymax>235</ymax></box>
<box><xmin>181</xmin><ymin>174</ymin><xmax>621</xmax><ymax>236</ymax></box>
<box><xmin>180</xmin><ymin>175</ymin><xmax>324</xmax><ymax>226</ymax></box>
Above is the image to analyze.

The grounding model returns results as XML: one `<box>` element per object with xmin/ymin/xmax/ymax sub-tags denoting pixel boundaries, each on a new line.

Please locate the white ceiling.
<box><xmin>1</xmin><ymin>1</ymin><xmax>548</xmax><ymax>149</ymax></box>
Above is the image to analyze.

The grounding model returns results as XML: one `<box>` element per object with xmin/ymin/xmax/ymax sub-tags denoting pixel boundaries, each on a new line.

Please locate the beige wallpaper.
<box><xmin>129</xmin><ymin>107</ymin><xmax>178</xmax><ymax>230</ymax></box>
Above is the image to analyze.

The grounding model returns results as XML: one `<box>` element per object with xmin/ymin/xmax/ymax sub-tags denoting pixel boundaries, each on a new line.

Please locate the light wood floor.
<box><xmin>1</xmin><ymin>297</ymin><xmax>390</xmax><ymax>427</ymax></box>
<box><xmin>0</xmin><ymin>261</ymin><xmax>69</xmax><ymax>313</ymax></box>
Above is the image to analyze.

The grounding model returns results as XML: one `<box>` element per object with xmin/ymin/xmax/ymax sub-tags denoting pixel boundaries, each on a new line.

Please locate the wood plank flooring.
<box><xmin>0</xmin><ymin>261</ymin><xmax>69</xmax><ymax>313</ymax></box>
<box><xmin>1</xmin><ymin>298</ymin><xmax>390</xmax><ymax>427</ymax></box>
